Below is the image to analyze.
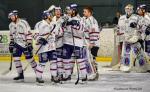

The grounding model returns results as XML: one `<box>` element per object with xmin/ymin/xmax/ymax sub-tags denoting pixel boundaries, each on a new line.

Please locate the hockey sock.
<box><xmin>14</xmin><ymin>57</ymin><xmax>23</xmax><ymax>74</ymax></box>
<box><xmin>50</xmin><ymin>60</ymin><xmax>57</xmax><ymax>77</ymax></box>
<box><xmin>77</xmin><ymin>59</ymin><xmax>87</xmax><ymax>79</ymax></box>
<box><xmin>27</xmin><ymin>58</ymin><xmax>37</xmax><ymax>72</ymax></box>
<box><xmin>36</xmin><ymin>63</ymin><xmax>46</xmax><ymax>79</ymax></box>
<box><xmin>57</xmin><ymin>58</ymin><xmax>64</xmax><ymax>76</ymax></box>
<box><xmin>63</xmin><ymin>59</ymin><xmax>72</xmax><ymax>78</ymax></box>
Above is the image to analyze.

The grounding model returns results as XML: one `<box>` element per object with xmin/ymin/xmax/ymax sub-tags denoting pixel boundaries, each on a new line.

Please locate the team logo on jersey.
<box><xmin>126</xmin><ymin>44</ymin><xmax>131</xmax><ymax>53</ymax></box>
<box><xmin>124</xmin><ymin>57</ymin><xmax>130</xmax><ymax>66</ymax></box>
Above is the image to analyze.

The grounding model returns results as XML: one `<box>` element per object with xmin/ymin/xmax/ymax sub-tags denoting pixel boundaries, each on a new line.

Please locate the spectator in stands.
<box><xmin>112</xmin><ymin>11</ymin><xmax>121</xmax><ymax>25</ymax></box>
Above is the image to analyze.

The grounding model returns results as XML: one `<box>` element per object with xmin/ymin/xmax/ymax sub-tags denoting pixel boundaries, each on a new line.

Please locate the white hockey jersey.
<box><xmin>118</xmin><ymin>14</ymin><xmax>140</xmax><ymax>42</ymax></box>
<box><xmin>52</xmin><ymin>16</ymin><xmax>64</xmax><ymax>48</ymax></box>
<box><xmin>63</xmin><ymin>16</ymin><xmax>84</xmax><ymax>47</ymax></box>
<box><xmin>83</xmin><ymin>16</ymin><xmax>100</xmax><ymax>47</ymax></box>
<box><xmin>34</xmin><ymin>20</ymin><xmax>57</xmax><ymax>54</ymax></box>
<box><xmin>138</xmin><ymin>13</ymin><xmax>150</xmax><ymax>40</ymax></box>
<box><xmin>9</xmin><ymin>18</ymin><xmax>32</xmax><ymax>47</ymax></box>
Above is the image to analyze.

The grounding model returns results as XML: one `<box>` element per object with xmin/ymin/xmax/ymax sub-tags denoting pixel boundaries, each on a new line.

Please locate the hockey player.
<box><xmin>64</xmin><ymin>6</ymin><xmax>76</xmax><ymax>75</ymax></box>
<box><xmin>52</xmin><ymin>6</ymin><xmax>65</xmax><ymax>80</ymax></box>
<box><xmin>119</xmin><ymin>4</ymin><xmax>147</xmax><ymax>72</ymax></box>
<box><xmin>8</xmin><ymin>10</ymin><xmax>37</xmax><ymax>81</ymax></box>
<box><xmin>62</xmin><ymin>4</ymin><xmax>87</xmax><ymax>82</ymax></box>
<box><xmin>137</xmin><ymin>4</ymin><xmax>150</xmax><ymax>72</ymax></box>
<box><xmin>34</xmin><ymin>11</ymin><xmax>59</xmax><ymax>84</ymax></box>
<box><xmin>82</xmin><ymin>6</ymin><xmax>100</xmax><ymax>81</ymax></box>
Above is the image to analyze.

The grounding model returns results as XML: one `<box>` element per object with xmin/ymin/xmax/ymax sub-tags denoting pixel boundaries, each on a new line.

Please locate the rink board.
<box><xmin>0</xmin><ymin>55</ymin><xmax>112</xmax><ymax>62</ymax></box>
<box><xmin>0</xmin><ymin>28</ymin><xmax>114</xmax><ymax>62</ymax></box>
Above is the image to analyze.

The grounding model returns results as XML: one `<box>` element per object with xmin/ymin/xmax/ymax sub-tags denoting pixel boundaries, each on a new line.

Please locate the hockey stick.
<box><xmin>23</xmin><ymin>24</ymin><xmax>56</xmax><ymax>71</ymax></box>
<box><xmin>23</xmin><ymin>62</ymin><xmax>30</xmax><ymax>71</ymax></box>
<box><xmin>69</xmin><ymin>26</ymin><xmax>80</xmax><ymax>85</ymax></box>
<box><xmin>83</xmin><ymin>31</ymin><xmax>98</xmax><ymax>74</ymax></box>
<box><xmin>83</xmin><ymin>36</ymin><xmax>99</xmax><ymax>80</ymax></box>
<box><xmin>1</xmin><ymin>53</ymin><xmax>13</xmax><ymax>75</ymax></box>
<box><xmin>87</xmin><ymin>49</ymin><xmax>97</xmax><ymax>73</ymax></box>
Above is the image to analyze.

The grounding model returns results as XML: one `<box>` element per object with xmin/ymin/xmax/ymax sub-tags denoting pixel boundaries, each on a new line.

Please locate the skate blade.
<box><xmin>88</xmin><ymin>78</ymin><xmax>98</xmax><ymax>81</ymax></box>
<box><xmin>88</xmin><ymin>74</ymin><xmax>99</xmax><ymax>81</ymax></box>
<box><xmin>51</xmin><ymin>82</ymin><xmax>60</xmax><ymax>85</ymax></box>
<box><xmin>79</xmin><ymin>81</ymin><xmax>88</xmax><ymax>85</ymax></box>
<box><xmin>14</xmin><ymin>79</ymin><xmax>24</xmax><ymax>83</ymax></box>
<box><xmin>36</xmin><ymin>82</ymin><xmax>44</xmax><ymax>86</ymax></box>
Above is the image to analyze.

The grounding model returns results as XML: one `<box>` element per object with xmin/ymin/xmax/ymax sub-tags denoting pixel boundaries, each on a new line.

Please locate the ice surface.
<box><xmin>0</xmin><ymin>62</ymin><xmax>150</xmax><ymax>92</ymax></box>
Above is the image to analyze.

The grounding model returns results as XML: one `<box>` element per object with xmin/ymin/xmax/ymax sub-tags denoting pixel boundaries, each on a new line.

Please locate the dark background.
<box><xmin>0</xmin><ymin>0</ymin><xmax>150</xmax><ymax>30</ymax></box>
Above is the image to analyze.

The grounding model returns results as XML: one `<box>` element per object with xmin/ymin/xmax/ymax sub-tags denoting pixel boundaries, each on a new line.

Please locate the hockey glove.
<box><xmin>38</xmin><ymin>38</ymin><xmax>48</xmax><ymax>45</ymax></box>
<box><xmin>130</xmin><ymin>22</ymin><xmax>137</xmax><ymax>28</ymax></box>
<box><xmin>62</xmin><ymin>21</ymin><xmax>67</xmax><ymax>27</ymax></box>
<box><xmin>9</xmin><ymin>41</ymin><xmax>15</xmax><ymax>53</ymax></box>
<box><xmin>69</xmin><ymin>20</ymin><xmax>80</xmax><ymax>26</ymax></box>
<box><xmin>25</xmin><ymin>43</ymin><xmax>33</xmax><ymax>52</ymax></box>
<box><xmin>145</xmin><ymin>25</ymin><xmax>150</xmax><ymax>35</ymax></box>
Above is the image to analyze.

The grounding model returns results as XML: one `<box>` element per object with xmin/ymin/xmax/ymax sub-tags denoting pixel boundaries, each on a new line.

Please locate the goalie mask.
<box><xmin>125</xmin><ymin>4</ymin><xmax>134</xmax><ymax>17</ymax></box>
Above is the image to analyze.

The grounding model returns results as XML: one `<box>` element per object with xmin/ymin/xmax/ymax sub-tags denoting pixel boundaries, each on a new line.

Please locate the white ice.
<box><xmin>0</xmin><ymin>62</ymin><xmax>150</xmax><ymax>92</ymax></box>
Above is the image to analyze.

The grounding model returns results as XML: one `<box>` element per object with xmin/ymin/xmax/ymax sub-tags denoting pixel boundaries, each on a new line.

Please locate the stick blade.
<box><xmin>75</xmin><ymin>78</ymin><xmax>79</xmax><ymax>85</ymax></box>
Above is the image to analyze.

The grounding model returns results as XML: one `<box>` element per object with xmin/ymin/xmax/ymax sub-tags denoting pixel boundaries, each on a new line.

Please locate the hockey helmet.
<box><xmin>42</xmin><ymin>10</ymin><xmax>52</xmax><ymax>19</ymax></box>
<box><xmin>8</xmin><ymin>10</ymin><xmax>18</xmax><ymax>18</ymax></box>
